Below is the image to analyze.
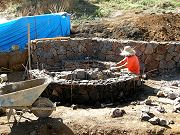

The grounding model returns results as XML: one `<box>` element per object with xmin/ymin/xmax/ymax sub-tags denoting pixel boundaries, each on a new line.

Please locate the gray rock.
<box><xmin>145</xmin><ymin>99</ymin><xmax>152</xmax><ymax>105</ymax></box>
<box><xmin>141</xmin><ymin>106</ymin><xmax>150</xmax><ymax>114</ymax></box>
<box><xmin>157</xmin><ymin>91</ymin><xmax>166</xmax><ymax>97</ymax></box>
<box><xmin>171</xmin><ymin>83</ymin><xmax>178</xmax><ymax>87</ymax></box>
<box><xmin>148</xmin><ymin>117</ymin><xmax>160</xmax><ymax>125</ymax></box>
<box><xmin>140</xmin><ymin>112</ymin><xmax>151</xmax><ymax>121</ymax></box>
<box><xmin>157</xmin><ymin>106</ymin><xmax>166</xmax><ymax>113</ymax></box>
<box><xmin>168</xmin><ymin>92</ymin><xmax>177</xmax><ymax>100</ymax></box>
<box><xmin>111</xmin><ymin>108</ymin><xmax>126</xmax><ymax>118</ymax></box>
<box><xmin>74</xmin><ymin>69</ymin><xmax>86</xmax><ymax>80</ymax></box>
<box><xmin>174</xmin><ymin>104</ymin><xmax>180</xmax><ymax>113</ymax></box>
<box><xmin>0</xmin><ymin>108</ymin><xmax>6</xmax><ymax>115</ymax></box>
<box><xmin>159</xmin><ymin>118</ymin><xmax>168</xmax><ymax>126</ymax></box>
<box><xmin>130</xmin><ymin>101</ymin><xmax>140</xmax><ymax>105</ymax></box>
<box><xmin>71</xmin><ymin>104</ymin><xmax>78</xmax><ymax>110</ymax></box>
<box><xmin>89</xmin><ymin>71</ymin><xmax>98</xmax><ymax>79</ymax></box>
<box><xmin>169</xmin><ymin>120</ymin><xmax>175</xmax><ymax>124</ymax></box>
<box><xmin>174</xmin><ymin>97</ymin><xmax>180</xmax><ymax>105</ymax></box>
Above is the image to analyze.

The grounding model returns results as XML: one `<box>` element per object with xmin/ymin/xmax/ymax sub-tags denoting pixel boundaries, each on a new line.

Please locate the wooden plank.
<box><xmin>34</xmin><ymin>36</ymin><xmax>70</xmax><ymax>41</ymax></box>
<box><xmin>27</xmin><ymin>24</ymin><xmax>31</xmax><ymax>70</ymax></box>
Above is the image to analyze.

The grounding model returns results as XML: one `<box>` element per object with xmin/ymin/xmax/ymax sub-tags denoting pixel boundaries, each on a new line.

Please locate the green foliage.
<box><xmin>94</xmin><ymin>0</ymin><xmax>179</xmax><ymax>10</ymax></box>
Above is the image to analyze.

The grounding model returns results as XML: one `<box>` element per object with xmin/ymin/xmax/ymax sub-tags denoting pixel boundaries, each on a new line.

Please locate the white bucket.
<box><xmin>0</xmin><ymin>74</ymin><xmax>8</xmax><ymax>82</ymax></box>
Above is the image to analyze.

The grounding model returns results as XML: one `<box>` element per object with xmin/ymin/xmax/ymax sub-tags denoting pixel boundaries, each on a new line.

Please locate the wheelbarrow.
<box><xmin>0</xmin><ymin>78</ymin><xmax>55</xmax><ymax>123</ymax></box>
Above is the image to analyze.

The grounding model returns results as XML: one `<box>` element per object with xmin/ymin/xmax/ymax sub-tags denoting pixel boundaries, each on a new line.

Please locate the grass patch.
<box><xmin>90</xmin><ymin>0</ymin><xmax>180</xmax><ymax>15</ymax></box>
<box><xmin>71</xmin><ymin>0</ymin><xmax>180</xmax><ymax>24</ymax></box>
<box><xmin>1</xmin><ymin>0</ymin><xmax>179</xmax><ymax>22</ymax></box>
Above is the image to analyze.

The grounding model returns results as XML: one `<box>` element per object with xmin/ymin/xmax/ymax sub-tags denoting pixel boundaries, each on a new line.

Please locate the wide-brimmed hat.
<box><xmin>120</xmin><ymin>46</ymin><xmax>136</xmax><ymax>56</ymax></box>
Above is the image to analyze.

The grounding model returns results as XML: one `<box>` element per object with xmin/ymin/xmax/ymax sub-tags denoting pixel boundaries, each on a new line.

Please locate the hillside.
<box><xmin>1</xmin><ymin>0</ymin><xmax>179</xmax><ymax>19</ymax></box>
<box><xmin>72</xmin><ymin>12</ymin><xmax>180</xmax><ymax>41</ymax></box>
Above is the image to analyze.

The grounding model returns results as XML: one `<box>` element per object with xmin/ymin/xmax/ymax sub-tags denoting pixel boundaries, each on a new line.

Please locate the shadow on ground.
<box><xmin>11</xmin><ymin>117</ymin><xmax>74</xmax><ymax>135</ymax></box>
<box><xmin>52</xmin><ymin>83</ymin><xmax>157</xmax><ymax>109</ymax></box>
<box><xmin>111</xmin><ymin>84</ymin><xmax>157</xmax><ymax>108</ymax></box>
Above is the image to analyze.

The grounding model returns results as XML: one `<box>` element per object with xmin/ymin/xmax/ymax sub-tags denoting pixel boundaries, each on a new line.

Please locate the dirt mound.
<box><xmin>72</xmin><ymin>13</ymin><xmax>180</xmax><ymax>42</ymax></box>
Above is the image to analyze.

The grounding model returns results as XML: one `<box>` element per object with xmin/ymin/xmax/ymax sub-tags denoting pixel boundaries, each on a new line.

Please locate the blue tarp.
<box><xmin>0</xmin><ymin>13</ymin><xmax>71</xmax><ymax>52</ymax></box>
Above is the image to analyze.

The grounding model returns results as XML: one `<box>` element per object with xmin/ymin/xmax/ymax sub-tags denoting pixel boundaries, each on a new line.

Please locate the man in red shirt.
<box><xmin>110</xmin><ymin>46</ymin><xmax>140</xmax><ymax>75</ymax></box>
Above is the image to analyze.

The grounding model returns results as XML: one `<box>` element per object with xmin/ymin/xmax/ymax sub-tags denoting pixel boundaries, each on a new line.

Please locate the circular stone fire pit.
<box><xmin>30</xmin><ymin>60</ymin><xmax>142</xmax><ymax>105</ymax></box>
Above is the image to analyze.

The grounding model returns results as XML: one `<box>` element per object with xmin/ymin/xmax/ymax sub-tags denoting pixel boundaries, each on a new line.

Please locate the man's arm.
<box><xmin>116</xmin><ymin>57</ymin><xmax>127</xmax><ymax>67</ymax></box>
<box><xmin>113</xmin><ymin>62</ymin><xmax>128</xmax><ymax>70</ymax></box>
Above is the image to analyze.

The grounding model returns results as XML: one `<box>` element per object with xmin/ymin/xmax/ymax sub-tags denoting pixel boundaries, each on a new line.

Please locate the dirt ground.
<box><xmin>72</xmin><ymin>12</ymin><xmax>180</xmax><ymax>42</ymax></box>
<box><xmin>0</xmin><ymin>73</ymin><xmax>180</xmax><ymax>135</ymax></box>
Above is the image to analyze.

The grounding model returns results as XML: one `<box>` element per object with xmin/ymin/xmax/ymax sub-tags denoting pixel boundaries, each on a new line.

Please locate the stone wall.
<box><xmin>45</xmin><ymin>78</ymin><xmax>140</xmax><ymax>105</ymax></box>
<box><xmin>0</xmin><ymin>50</ymin><xmax>28</xmax><ymax>71</ymax></box>
<box><xmin>31</xmin><ymin>38</ymin><xmax>180</xmax><ymax>73</ymax></box>
<box><xmin>30</xmin><ymin>69</ymin><xmax>141</xmax><ymax>105</ymax></box>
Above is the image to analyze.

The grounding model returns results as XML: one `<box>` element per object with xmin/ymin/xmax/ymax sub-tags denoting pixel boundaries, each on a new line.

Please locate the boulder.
<box><xmin>111</xmin><ymin>108</ymin><xmax>126</xmax><ymax>118</ymax></box>
<box><xmin>0</xmin><ymin>74</ymin><xmax>8</xmax><ymax>82</ymax></box>
<box><xmin>169</xmin><ymin>120</ymin><xmax>175</xmax><ymax>124</ymax></box>
<box><xmin>157</xmin><ymin>106</ymin><xmax>166</xmax><ymax>113</ymax></box>
<box><xmin>168</xmin><ymin>92</ymin><xmax>178</xmax><ymax>100</ymax></box>
<box><xmin>0</xmin><ymin>108</ymin><xmax>6</xmax><ymax>116</ymax></box>
<box><xmin>144</xmin><ymin>99</ymin><xmax>152</xmax><ymax>105</ymax></box>
<box><xmin>71</xmin><ymin>104</ymin><xmax>78</xmax><ymax>110</ymax></box>
<box><xmin>141</xmin><ymin>106</ymin><xmax>150</xmax><ymax>114</ymax></box>
<box><xmin>174</xmin><ymin>97</ymin><xmax>180</xmax><ymax>105</ymax></box>
<box><xmin>157</xmin><ymin>91</ymin><xmax>167</xmax><ymax>97</ymax></box>
<box><xmin>74</xmin><ymin>69</ymin><xmax>86</xmax><ymax>80</ymax></box>
<box><xmin>174</xmin><ymin>103</ymin><xmax>180</xmax><ymax>113</ymax></box>
<box><xmin>159</xmin><ymin>118</ymin><xmax>168</xmax><ymax>126</ymax></box>
<box><xmin>140</xmin><ymin>112</ymin><xmax>151</xmax><ymax>121</ymax></box>
<box><xmin>148</xmin><ymin>117</ymin><xmax>160</xmax><ymax>125</ymax></box>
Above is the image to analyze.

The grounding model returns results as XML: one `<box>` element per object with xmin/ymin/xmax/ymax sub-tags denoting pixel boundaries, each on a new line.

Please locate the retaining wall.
<box><xmin>31</xmin><ymin>38</ymin><xmax>180</xmax><ymax>73</ymax></box>
<box><xmin>44</xmin><ymin>78</ymin><xmax>140</xmax><ymax>105</ymax></box>
<box><xmin>0</xmin><ymin>50</ymin><xmax>28</xmax><ymax>71</ymax></box>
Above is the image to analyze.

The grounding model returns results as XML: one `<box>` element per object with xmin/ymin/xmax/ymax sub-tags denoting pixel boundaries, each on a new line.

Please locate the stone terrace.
<box><xmin>31</xmin><ymin>38</ymin><xmax>180</xmax><ymax>73</ymax></box>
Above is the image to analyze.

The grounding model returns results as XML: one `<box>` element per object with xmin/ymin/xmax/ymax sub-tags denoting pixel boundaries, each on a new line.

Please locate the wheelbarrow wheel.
<box><xmin>32</xmin><ymin>98</ymin><xmax>54</xmax><ymax>118</ymax></box>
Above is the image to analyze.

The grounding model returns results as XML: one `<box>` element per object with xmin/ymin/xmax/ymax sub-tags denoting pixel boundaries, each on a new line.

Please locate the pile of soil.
<box><xmin>72</xmin><ymin>12</ymin><xmax>180</xmax><ymax>42</ymax></box>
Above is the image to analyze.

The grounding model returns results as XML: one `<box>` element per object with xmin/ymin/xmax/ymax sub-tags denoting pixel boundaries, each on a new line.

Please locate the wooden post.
<box><xmin>28</xmin><ymin>23</ymin><xmax>31</xmax><ymax>70</ymax></box>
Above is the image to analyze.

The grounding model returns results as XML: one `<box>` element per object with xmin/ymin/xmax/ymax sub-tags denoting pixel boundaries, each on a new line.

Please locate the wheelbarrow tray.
<box><xmin>0</xmin><ymin>78</ymin><xmax>50</xmax><ymax>107</ymax></box>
